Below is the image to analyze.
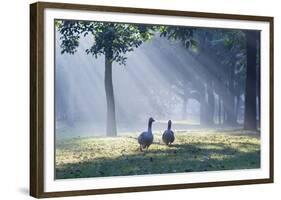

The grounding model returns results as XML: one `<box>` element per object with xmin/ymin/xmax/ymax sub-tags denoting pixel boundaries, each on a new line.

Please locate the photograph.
<box><xmin>54</xmin><ymin>19</ymin><xmax>261</xmax><ymax>179</ymax></box>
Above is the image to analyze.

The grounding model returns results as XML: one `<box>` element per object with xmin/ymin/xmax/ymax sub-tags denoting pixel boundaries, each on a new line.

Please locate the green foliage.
<box><xmin>56</xmin><ymin>130</ymin><xmax>260</xmax><ymax>179</ymax></box>
<box><xmin>190</xmin><ymin>29</ymin><xmax>247</xmax><ymax>96</ymax></box>
<box><xmin>54</xmin><ymin>20</ymin><xmax>62</xmax><ymax>28</ymax></box>
<box><xmin>159</xmin><ymin>25</ymin><xmax>197</xmax><ymax>49</ymax></box>
<box><xmin>56</xmin><ymin>19</ymin><xmax>156</xmax><ymax>65</ymax></box>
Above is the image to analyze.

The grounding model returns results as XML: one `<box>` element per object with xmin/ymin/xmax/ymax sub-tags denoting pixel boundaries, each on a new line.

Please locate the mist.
<box><xmin>55</xmin><ymin>29</ymin><xmax>259</xmax><ymax>138</ymax></box>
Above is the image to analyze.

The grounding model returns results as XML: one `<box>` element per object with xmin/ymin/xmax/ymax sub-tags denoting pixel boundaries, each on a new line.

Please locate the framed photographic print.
<box><xmin>30</xmin><ymin>2</ymin><xmax>274</xmax><ymax>198</ymax></box>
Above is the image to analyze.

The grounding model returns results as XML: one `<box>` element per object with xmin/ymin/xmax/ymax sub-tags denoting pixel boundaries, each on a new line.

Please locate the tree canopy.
<box><xmin>56</xmin><ymin>20</ymin><xmax>156</xmax><ymax>65</ymax></box>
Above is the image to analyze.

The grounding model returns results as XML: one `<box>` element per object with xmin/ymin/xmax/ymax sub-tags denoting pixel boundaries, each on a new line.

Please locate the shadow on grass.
<box><xmin>56</xmin><ymin>141</ymin><xmax>260</xmax><ymax>179</ymax></box>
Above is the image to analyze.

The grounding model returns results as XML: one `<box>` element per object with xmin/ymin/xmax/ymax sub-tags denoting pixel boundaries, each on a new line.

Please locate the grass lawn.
<box><xmin>55</xmin><ymin>129</ymin><xmax>260</xmax><ymax>179</ymax></box>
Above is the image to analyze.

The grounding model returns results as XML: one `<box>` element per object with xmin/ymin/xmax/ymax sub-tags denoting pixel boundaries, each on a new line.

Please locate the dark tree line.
<box><xmin>159</xmin><ymin>27</ymin><xmax>260</xmax><ymax>130</ymax></box>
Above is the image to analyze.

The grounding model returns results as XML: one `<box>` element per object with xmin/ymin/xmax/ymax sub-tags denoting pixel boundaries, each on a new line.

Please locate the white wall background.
<box><xmin>0</xmin><ymin>0</ymin><xmax>279</xmax><ymax>199</ymax></box>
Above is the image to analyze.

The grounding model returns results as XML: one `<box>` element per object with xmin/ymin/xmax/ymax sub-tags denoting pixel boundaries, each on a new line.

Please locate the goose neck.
<box><xmin>168</xmin><ymin>124</ymin><xmax>171</xmax><ymax>130</ymax></box>
<box><xmin>148</xmin><ymin>121</ymin><xmax>153</xmax><ymax>131</ymax></box>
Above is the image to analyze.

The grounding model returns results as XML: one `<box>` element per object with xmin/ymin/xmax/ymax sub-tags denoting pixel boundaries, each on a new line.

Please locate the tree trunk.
<box><xmin>256</xmin><ymin>40</ymin><xmax>261</xmax><ymax>128</ymax></box>
<box><xmin>220</xmin><ymin>97</ymin><xmax>224</xmax><ymax>124</ymax></box>
<box><xmin>200</xmin><ymin>93</ymin><xmax>207</xmax><ymax>126</ymax></box>
<box><xmin>235</xmin><ymin>95</ymin><xmax>240</xmax><ymax>123</ymax></box>
<box><xmin>218</xmin><ymin>95</ymin><xmax>221</xmax><ymax>125</ymax></box>
<box><xmin>182</xmin><ymin>98</ymin><xmax>188</xmax><ymax>119</ymax></box>
<box><xmin>257</xmin><ymin>90</ymin><xmax>260</xmax><ymax>128</ymax></box>
<box><xmin>105</xmin><ymin>53</ymin><xmax>117</xmax><ymax>136</ymax></box>
<box><xmin>244</xmin><ymin>30</ymin><xmax>258</xmax><ymax>130</ymax></box>
<box><xmin>224</xmin><ymin>107</ymin><xmax>227</xmax><ymax>123</ymax></box>
<box><xmin>221</xmin><ymin>91</ymin><xmax>228</xmax><ymax>125</ymax></box>
<box><xmin>225</xmin><ymin>65</ymin><xmax>236</xmax><ymax>126</ymax></box>
<box><xmin>206</xmin><ymin>80</ymin><xmax>214</xmax><ymax>125</ymax></box>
